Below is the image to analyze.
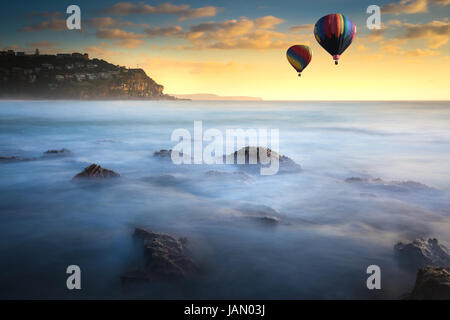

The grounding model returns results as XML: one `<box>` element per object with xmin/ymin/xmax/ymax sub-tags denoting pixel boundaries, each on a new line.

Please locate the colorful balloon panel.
<box><xmin>314</xmin><ymin>14</ymin><xmax>356</xmax><ymax>63</ymax></box>
<box><xmin>286</xmin><ymin>45</ymin><xmax>312</xmax><ymax>73</ymax></box>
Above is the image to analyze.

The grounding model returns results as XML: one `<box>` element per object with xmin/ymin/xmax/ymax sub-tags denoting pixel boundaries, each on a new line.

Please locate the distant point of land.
<box><xmin>170</xmin><ymin>93</ymin><xmax>263</xmax><ymax>101</ymax></box>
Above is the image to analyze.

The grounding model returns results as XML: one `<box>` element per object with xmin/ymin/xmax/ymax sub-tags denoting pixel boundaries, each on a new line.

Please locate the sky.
<box><xmin>0</xmin><ymin>0</ymin><xmax>449</xmax><ymax>100</ymax></box>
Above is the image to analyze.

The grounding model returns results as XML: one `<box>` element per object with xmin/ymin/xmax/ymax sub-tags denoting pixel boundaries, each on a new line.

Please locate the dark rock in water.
<box><xmin>408</xmin><ymin>266</ymin><xmax>450</xmax><ymax>300</ymax></box>
<box><xmin>73</xmin><ymin>164</ymin><xmax>120</xmax><ymax>179</ymax></box>
<box><xmin>154</xmin><ymin>149</ymin><xmax>172</xmax><ymax>158</ymax></box>
<box><xmin>224</xmin><ymin>147</ymin><xmax>301</xmax><ymax>173</ymax></box>
<box><xmin>43</xmin><ymin>148</ymin><xmax>71</xmax><ymax>156</ymax></box>
<box><xmin>345</xmin><ymin>177</ymin><xmax>434</xmax><ymax>192</ymax></box>
<box><xmin>122</xmin><ymin>228</ymin><xmax>198</xmax><ymax>282</ymax></box>
<box><xmin>0</xmin><ymin>156</ymin><xmax>31</xmax><ymax>162</ymax></box>
<box><xmin>205</xmin><ymin>170</ymin><xmax>255</xmax><ymax>183</ymax></box>
<box><xmin>237</xmin><ymin>204</ymin><xmax>281</xmax><ymax>225</ymax></box>
<box><xmin>394</xmin><ymin>238</ymin><xmax>450</xmax><ymax>268</ymax></box>
<box><xmin>251</xmin><ymin>215</ymin><xmax>280</xmax><ymax>225</ymax></box>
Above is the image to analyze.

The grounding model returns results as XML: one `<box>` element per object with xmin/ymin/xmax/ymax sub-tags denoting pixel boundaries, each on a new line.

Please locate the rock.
<box><xmin>345</xmin><ymin>177</ymin><xmax>433</xmax><ymax>192</ymax></box>
<box><xmin>0</xmin><ymin>156</ymin><xmax>30</xmax><ymax>162</ymax></box>
<box><xmin>408</xmin><ymin>266</ymin><xmax>450</xmax><ymax>300</ymax></box>
<box><xmin>73</xmin><ymin>164</ymin><xmax>120</xmax><ymax>179</ymax></box>
<box><xmin>122</xmin><ymin>228</ymin><xmax>198</xmax><ymax>282</ymax></box>
<box><xmin>224</xmin><ymin>147</ymin><xmax>301</xmax><ymax>173</ymax></box>
<box><xmin>153</xmin><ymin>149</ymin><xmax>172</xmax><ymax>158</ymax></box>
<box><xmin>251</xmin><ymin>215</ymin><xmax>280</xmax><ymax>225</ymax></box>
<box><xmin>43</xmin><ymin>148</ymin><xmax>71</xmax><ymax>156</ymax></box>
<box><xmin>237</xmin><ymin>204</ymin><xmax>281</xmax><ymax>225</ymax></box>
<box><xmin>394</xmin><ymin>238</ymin><xmax>450</xmax><ymax>268</ymax></box>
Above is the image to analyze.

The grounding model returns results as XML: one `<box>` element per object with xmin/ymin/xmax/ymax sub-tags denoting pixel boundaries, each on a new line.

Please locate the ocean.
<box><xmin>0</xmin><ymin>100</ymin><xmax>449</xmax><ymax>299</ymax></box>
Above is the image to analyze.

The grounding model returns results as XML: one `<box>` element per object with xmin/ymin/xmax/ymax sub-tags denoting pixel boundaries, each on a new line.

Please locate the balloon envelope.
<box><xmin>314</xmin><ymin>14</ymin><xmax>356</xmax><ymax>64</ymax></box>
<box><xmin>286</xmin><ymin>45</ymin><xmax>312</xmax><ymax>74</ymax></box>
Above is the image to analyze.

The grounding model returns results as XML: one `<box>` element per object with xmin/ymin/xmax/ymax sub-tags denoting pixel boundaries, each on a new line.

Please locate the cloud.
<box><xmin>366</xmin><ymin>29</ymin><xmax>387</xmax><ymax>42</ymax></box>
<box><xmin>382</xmin><ymin>44</ymin><xmax>440</xmax><ymax>57</ymax></box>
<box><xmin>184</xmin><ymin>16</ymin><xmax>303</xmax><ymax>50</ymax></box>
<box><xmin>254</xmin><ymin>16</ymin><xmax>285</xmax><ymax>29</ymax></box>
<box><xmin>405</xmin><ymin>48</ymin><xmax>441</xmax><ymax>56</ymax></box>
<box><xmin>116</xmin><ymin>39</ymin><xmax>145</xmax><ymax>48</ymax></box>
<box><xmin>382</xmin><ymin>0</ymin><xmax>449</xmax><ymax>15</ymax></box>
<box><xmin>396</xmin><ymin>20</ymin><xmax>450</xmax><ymax>48</ymax></box>
<box><xmin>103</xmin><ymin>2</ymin><xmax>219</xmax><ymax>21</ymax></box>
<box><xmin>88</xmin><ymin>17</ymin><xmax>149</xmax><ymax>28</ymax></box>
<box><xmin>145</xmin><ymin>25</ymin><xmax>184</xmax><ymax>38</ymax></box>
<box><xmin>96</xmin><ymin>28</ymin><xmax>145</xmax><ymax>40</ymax></box>
<box><xmin>21</xmin><ymin>19</ymin><xmax>66</xmax><ymax>32</ymax></box>
<box><xmin>84</xmin><ymin>42</ymin><xmax>121</xmax><ymax>58</ymax></box>
<box><xmin>289</xmin><ymin>24</ymin><xmax>314</xmax><ymax>33</ymax></box>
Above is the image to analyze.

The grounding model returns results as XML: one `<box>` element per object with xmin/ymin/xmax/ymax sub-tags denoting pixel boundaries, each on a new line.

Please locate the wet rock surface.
<box><xmin>43</xmin><ymin>148</ymin><xmax>71</xmax><ymax>156</ymax></box>
<box><xmin>237</xmin><ymin>204</ymin><xmax>281</xmax><ymax>225</ymax></box>
<box><xmin>225</xmin><ymin>147</ymin><xmax>301</xmax><ymax>173</ymax></box>
<box><xmin>122</xmin><ymin>228</ymin><xmax>198</xmax><ymax>282</ymax></box>
<box><xmin>154</xmin><ymin>149</ymin><xmax>172</xmax><ymax>158</ymax></box>
<box><xmin>408</xmin><ymin>266</ymin><xmax>450</xmax><ymax>300</ymax></box>
<box><xmin>345</xmin><ymin>177</ymin><xmax>434</xmax><ymax>192</ymax></box>
<box><xmin>73</xmin><ymin>164</ymin><xmax>120</xmax><ymax>179</ymax></box>
<box><xmin>394</xmin><ymin>238</ymin><xmax>450</xmax><ymax>268</ymax></box>
<box><xmin>0</xmin><ymin>155</ymin><xmax>32</xmax><ymax>162</ymax></box>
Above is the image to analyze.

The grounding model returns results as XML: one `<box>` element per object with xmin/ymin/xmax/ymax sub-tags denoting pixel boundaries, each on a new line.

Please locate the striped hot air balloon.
<box><xmin>286</xmin><ymin>45</ymin><xmax>312</xmax><ymax>77</ymax></box>
<box><xmin>314</xmin><ymin>14</ymin><xmax>356</xmax><ymax>65</ymax></box>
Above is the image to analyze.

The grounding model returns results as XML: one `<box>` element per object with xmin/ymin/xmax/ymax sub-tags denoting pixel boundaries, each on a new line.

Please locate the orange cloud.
<box><xmin>289</xmin><ymin>24</ymin><xmax>314</xmax><ymax>33</ymax></box>
<box><xmin>254</xmin><ymin>16</ymin><xmax>285</xmax><ymax>29</ymax></box>
<box><xmin>382</xmin><ymin>0</ymin><xmax>449</xmax><ymax>15</ymax></box>
<box><xmin>88</xmin><ymin>17</ymin><xmax>149</xmax><ymax>28</ymax></box>
<box><xmin>397</xmin><ymin>20</ymin><xmax>450</xmax><ymax>48</ymax></box>
<box><xmin>84</xmin><ymin>42</ymin><xmax>121</xmax><ymax>59</ymax></box>
<box><xmin>145</xmin><ymin>25</ymin><xmax>184</xmax><ymax>37</ymax></box>
<box><xmin>96</xmin><ymin>28</ymin><xmax>145</xmax><ymax>40</ymax></box>
<box><xmin>21</xmin><ymin>19</ymin><xmax>66</xmax><ymax>32</ymax></box>
<box><xmin>103</xmin><ymin>2</ymin><xmax>219</xmax><ymax>21</ymax></box>
<box><xmin>116</xmin><ymin>39</ymin><xmax>145</xmax><ymax>48</ymax></box>
<box><xmin>382</xmin><ymin>44</ymin><xmax>440</xmax><ymax>57</ymax></box>
<box><xmin>185</xmin><ymin>16</ymin><xmax>306</xmax><ymax>50</ymax></box>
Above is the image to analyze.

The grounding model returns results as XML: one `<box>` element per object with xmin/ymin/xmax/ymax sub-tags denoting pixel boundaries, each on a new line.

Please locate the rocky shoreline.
<box><xmin>2</xmin><ymin>144</ymin><xmax>449</xmax><ymax>299</ymax></box>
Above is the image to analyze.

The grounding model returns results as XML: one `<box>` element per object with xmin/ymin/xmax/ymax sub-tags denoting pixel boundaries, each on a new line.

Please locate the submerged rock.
<box><xmin>251</xmin><ymin>215</ymin><xmax>280</xmax><ymax>225</ymax></box>
<box><xmin>394</xmin><ymin>238</ymin><xmax>450</xmax><ymax>268</ymax></box>
<box><xmin>122</xmin><ymin>228</ymin><xmax>198</xmax><ymax>282</ymax></box>
<box><xmin>0</xmin><ymin>155</ymin><xmax>31</xmax><ymax>162</ymax></box>
<box><xmin>73</xmin><ymin>164</ymin><xmax>120</xmax><ymax>179</ymax></box>
<box><xmin>237</xmin><ymin>204</ymin><xmax>281</xmax><ymax>225</ymax></box>
<box><xmin>224</xmin><ymin>147</ymin><xmax>301</xmax><ymax>173</ymax></box>
<box><xmin>43</xmin><ymin>148</ymin><xmax>71</xmax><ymax>156</ymax></box>
<box><xmin>345</xmin><ymin>177</ymin><xmax>434</xmax><ymax>192</ymax></box>
<box><xmin>154</xmin><ymin>149</ymin><xmax>172</xmax><ymax>158</ymax></box>
<box><xmin>408</xmin><ymin>266</ymin><xmax>450</xmax><ymax>300</ymax></box>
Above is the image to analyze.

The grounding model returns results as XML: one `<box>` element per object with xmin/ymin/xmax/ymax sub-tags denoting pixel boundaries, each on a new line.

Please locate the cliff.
<box><xmin>0</xmin><ymin>51</ymin><xmax>175</xmax><ymax>100</ymax></box>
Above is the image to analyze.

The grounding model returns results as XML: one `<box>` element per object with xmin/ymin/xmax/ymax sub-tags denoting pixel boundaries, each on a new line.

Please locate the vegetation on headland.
<box><xmin>0</xmin><ymin>50</ymin><xmax>176</xmax><ymax>100</ymax></box>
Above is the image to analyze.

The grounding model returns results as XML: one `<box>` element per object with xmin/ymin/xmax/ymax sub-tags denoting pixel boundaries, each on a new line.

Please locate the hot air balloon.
<box><xmin>286</xmin><ymin>45</ymin><xmax>312</xmax><ymax>77</ymax></box>
<box><xmin>314</xmin><ymin>14</ymin><xmax>356</xmax><ymax>65</ymax></box>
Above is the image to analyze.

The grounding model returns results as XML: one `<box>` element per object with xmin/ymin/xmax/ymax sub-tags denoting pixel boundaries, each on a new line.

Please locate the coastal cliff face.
<box><xmin>0</xmin><ymin>52</ymin><xmax>174</xmax><ymax>100</ymax></box>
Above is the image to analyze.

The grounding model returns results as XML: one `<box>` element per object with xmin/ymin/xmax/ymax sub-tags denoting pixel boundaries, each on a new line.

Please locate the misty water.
<box><xmin>0</xmin><ymin>100</ymin><xmax>449</xmax><ymax>299</ymax></box>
